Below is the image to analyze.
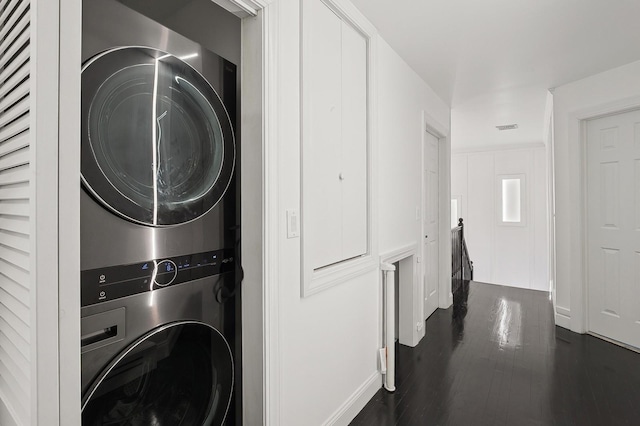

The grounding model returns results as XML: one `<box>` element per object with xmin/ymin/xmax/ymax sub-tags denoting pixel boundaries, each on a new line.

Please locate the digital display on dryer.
<box><xmin>81</xmin><ymin>248</ymin><xmax>235</xmax><ymax>306</ymax></box>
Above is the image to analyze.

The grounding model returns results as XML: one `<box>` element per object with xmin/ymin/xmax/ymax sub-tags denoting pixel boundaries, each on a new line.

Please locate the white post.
<box><xmin>381</xmin><ymin>262</ymin><xmax>396</xmax><ymax>392</ymax></box>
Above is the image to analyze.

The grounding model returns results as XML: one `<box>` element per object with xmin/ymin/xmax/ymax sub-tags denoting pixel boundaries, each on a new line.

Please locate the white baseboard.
<box><xmin>322</xmin><ymin>371</ymin><xmax>381</xmax><ymax>426</ymax></box>
<box><xmin>555</xmin><ymin>306</ymin><xmax>571</xmax><ymax>329</ymax></box>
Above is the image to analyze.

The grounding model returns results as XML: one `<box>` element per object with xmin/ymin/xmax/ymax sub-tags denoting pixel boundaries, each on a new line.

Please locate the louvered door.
<box><xmin>0</xmin><ymin>0</ymin><xmax>31</xmax><ymax>425</ymax></box>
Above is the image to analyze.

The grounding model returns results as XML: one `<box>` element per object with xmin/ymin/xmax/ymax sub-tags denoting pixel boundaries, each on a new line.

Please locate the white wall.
<box><xmin>452</xmin><ymin>145</ymin><xmax>549</xmax><ymax>291</ymax></box>
<box><xmin>265</xmin><ymin>0</ymin><xmax>449</xmax><ymax>424</ymax></box>
<box><xmin>377</xmin><ymin>39</ymin><xmax>450</xmax><ymax>253</ymax></box>
<box><xmin>553</xmin><ymin>59</ymin><xmax>640</xmax><ymax>332</ymax></box>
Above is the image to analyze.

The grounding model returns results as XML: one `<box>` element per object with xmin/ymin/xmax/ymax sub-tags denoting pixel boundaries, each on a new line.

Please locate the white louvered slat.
<box><xmin>0</xmin><ymin>60</ymin><xmax>30</xmax><ymax>98</ymax></box>
<box><xmin>0</xmin><ymin>302</ymin><xmax>28</xmax><ymax>343</ymax></box>
<box><xmin>0</xmin><ymin>0</ymin><xmax>22</xmax><ymax>25</ymax></box>
<box><xmin>0</xmin><ymin>129</ymin><xmax>28</xmax><ymax>155</ymax></box>
<box><xmin>0</xmin><ymin>273</ymin><xmax>27</xmax><ymax>307</ymax></box>
<box><xmin>0</xmin><ymin>258</ymin><xmax>28</xmax><ymax>290</ymax></box>
<box><xmin>0</xmin><ymin>348</ymin><xmax>28</xmax><ymax>403</ymax></box>
<box><xmin>0</xmin><ymin>333</ymin><xmax>29</xmax><ymax>387</ymax></box>
<box><xmin>0</xmin><ymin>95</ymin><xmax>28</xmax><ymax>128</ymax></box>
<box><xmin>0</xmin><ymin>229</ymin><xmax>28</xmax><ymax>254</ymax></box>
<box><xmin>0</xmin><ymin>11</ymin><xmax>29</xmax><ymax>67</ymax></box>
<box><xmin>0</xmin><ymin>0</ymin><xmax>22</xmax><ymax>29</ymax></box>
<box><xmin>0</xmin><ymin>200</ymin><xmax>28</xmax><ymax>217</ymax></box>
<box><xmin>0</xmin><ymin>215</ymin><xmax>28</xmax><ymax>237</ymax></box>
<box><xmin>0</xmin><ymin>317</ymin><xmax>28</xmax><ymax>360</ymax></box>
<box><xmin>0</xmin><ymin>78</ymin><xmax>28</xmax><ymax>112</ymax></box>
<box><xmin>0</xmin><ymin>146</ymin><xmax>28</xmax><ymax>172</ymax></box>
<box><xmin>0</xmin><ymin>164</ymin><xmax>28</xmax><ymax>186</ymax></box>
<box><xmin>0</xmin><ymin>1</ymin><xmax>28</xmax><ymax>46</ymax></box>
<box><xmin>0</xmin><ymin>0</ymin><xmax>28</xmax><ymax>42</ymax></box>
<box><xmin>0</xmin><ymin>288</ymin><xmax>28</xmax><ymax>327</ymax></box>
<box><xmin>0</xmin><ymin>181</ymin><xmax>29</xmax><ymax>200</ymax></box>
<box><xmin>0</xmin><ymin>366</ymin><xmax>28</xmax><ymax>424</ymax></box>
<box><xmin>0</xmin><ymin>0</ymin><xmax>31</xmax><ymax>424</ymax></box>
<box><xmin>0</xmin><ymin>114</ymin><xmax>28</xmax><ymax>144</ymax></box>
<box><xmin>0</xmin><ymin>48</ymin><xmax>29</xmax><ymax>88</ymax></box>
<box><xmin>0</xmin><ymin>245</ymin><xmax>27</xmax><ymax>271</ymax></box>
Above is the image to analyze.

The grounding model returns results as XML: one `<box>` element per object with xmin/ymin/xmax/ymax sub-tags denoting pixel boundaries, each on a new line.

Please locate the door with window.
<box><xmin>587</xmin><ymin>109</ymin><xmax>640</xmax><ymax>349</ymax></box>
<box><xmin>423</xmin><ymin>131</ymin><xmax>440</xmax><ymax>319</ymax></box>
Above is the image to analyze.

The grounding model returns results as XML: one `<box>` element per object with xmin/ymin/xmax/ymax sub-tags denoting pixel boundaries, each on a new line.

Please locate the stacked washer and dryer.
<box><xmin>80</xmin><ymin>1</ymin><xmax>241</xmax><ymax>424</ymax></box>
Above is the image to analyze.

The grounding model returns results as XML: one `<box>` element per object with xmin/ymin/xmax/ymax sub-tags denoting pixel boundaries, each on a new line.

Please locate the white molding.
<box><xmin>380</xmin><ymin>244</ymin><xmax>422</xmax><ymax>346</ymax></box>
<box><xmin>565</xmin><ymin>95</ymin><xmax>640</xmax><ymax>334</ymax></box>
<box><xmin>305</xmin><ymin>258</ymin><xmax>379</xmax><ymax>297</ymax></box>
<box><xmin>555</xmin><ymin>312</ymin><xmax>571</xmax><ymax>329</ymax></box>
<box><xmin>556</xmin><ymin>306</ymin><xmax>571</xmax><ymax>317</ymax></box>
<box><xmin>240</xmin><ymin>2</ymin><xmax>268</xmax><ymax>425</ymax></box>
<box><xmin>260</xmin><ymin>2</ymin><xmax>281</xmax><ymax>425</ymax></box>
<box><xmin>210</xmin><ymin>0</ymin><xmax>272</xmax><ymax>17</ymax></box>
<box><xmin>300</xmin><ymin>0</ymin><xmax>379</xmax><ymax>297</ymax></box>
<box><xmin>453</xmin><ymin>141</ymin><xmax>545</xmax><ymax>155</ymax></box>
<box><xmin>379</xmin><ymin>244</ymin><xmax>417</xmax><ymax>265</ymax></box>
<box><xmin>321</xmin><ymin>372</ymin><xmax>381</xmax><ymax>426</ymax></box>
<box><xmin>58</xmin><ymin>0</ymin><xmax>82</xmax><ymax>424</ymax></box>
<box><xmin>31</xmin><ymin>0</ymin><xmax>62</xmax><ymax>423</ymax></box>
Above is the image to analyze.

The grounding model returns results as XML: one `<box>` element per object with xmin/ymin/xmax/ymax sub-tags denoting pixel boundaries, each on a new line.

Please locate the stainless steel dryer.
<box><xmin>80</xmin><ymin>0</ymin><xmax>240</xmax><ymax>424</ymax></box>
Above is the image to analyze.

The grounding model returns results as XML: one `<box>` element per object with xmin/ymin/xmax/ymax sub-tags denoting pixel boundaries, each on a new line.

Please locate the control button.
<box><xmin>99</xmin><ymin>274</ymin><xmax>106</xmax><ymax>283</ymax></box>
<box><xmin>154</xmin><ymin>260</ymin><xmax>178</xmax><ymax>287</ymax></box>
<box><xmin>99</xmin><ymin>291</ymin><xmax>106</xmax><ymax>300</ymax></box>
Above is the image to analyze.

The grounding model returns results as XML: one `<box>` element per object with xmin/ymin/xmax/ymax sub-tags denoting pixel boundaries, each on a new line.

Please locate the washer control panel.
<box><xmin>81</xmin><ymin>249</ymin><xmax>235</xmax><ymax>307</ymax></box>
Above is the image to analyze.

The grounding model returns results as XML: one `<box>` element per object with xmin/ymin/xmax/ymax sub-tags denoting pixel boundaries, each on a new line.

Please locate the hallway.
<box><xmin>351</xmin><ymin>282</ymin><xmax>640</xmax><ymax>425</ymax></box>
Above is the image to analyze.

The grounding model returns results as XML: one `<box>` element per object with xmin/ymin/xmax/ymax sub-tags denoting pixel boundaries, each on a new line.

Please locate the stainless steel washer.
<box><xmin>80</xmin><ymin>1</ymin><xmax>240</xmax><ymax>424</ymax></box>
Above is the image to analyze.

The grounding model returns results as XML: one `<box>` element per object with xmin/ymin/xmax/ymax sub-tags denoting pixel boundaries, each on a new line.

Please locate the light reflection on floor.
<box><xmin>491</xmin><ymin>297</ymin><xmax>522</xmax><ymax>349</ymax></box>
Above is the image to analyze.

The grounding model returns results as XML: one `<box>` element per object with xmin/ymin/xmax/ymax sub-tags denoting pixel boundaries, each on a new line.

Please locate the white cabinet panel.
<box><xmin>305</xmin><ymin>0</ymin><xmax>368</xmax><ymax>272</ymax></box>
<box><xmin>340</xmin><ymin>20</ymin><xmax>367</xmax><ymax>260</ymax></box>
<box><xmin>308</xmin><ymin>0</ymin><xmax>343</xmax><ymax>269</ymax></box>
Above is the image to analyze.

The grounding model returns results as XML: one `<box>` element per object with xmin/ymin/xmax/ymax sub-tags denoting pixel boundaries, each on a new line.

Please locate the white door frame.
<box><xmin>421</xmin><ymin>111</ymin><xmax>452</xmax><ymax>310</ymax></box>
<box><xmin>565</xmin><ymin>95</ymin><xmax>640</xmax><ymax>334</ymax></box>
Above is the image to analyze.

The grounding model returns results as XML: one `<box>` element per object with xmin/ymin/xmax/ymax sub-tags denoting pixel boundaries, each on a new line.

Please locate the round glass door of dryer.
<box><xmin>81</xmin><ymin>47</ymin><xmax>235</xmax><ymax>226</ymax></box>
<box><xmin>81</xmin><ymin>321</ymin><xmax>233</xmax><ymax>426</ymax></box>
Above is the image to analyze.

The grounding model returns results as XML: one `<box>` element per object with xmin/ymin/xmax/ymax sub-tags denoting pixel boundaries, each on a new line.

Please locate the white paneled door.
<box><xmin>587</xmin><ymin>109</ymin><xmax>640</xmax><ymax>349</ymax></box>
<box><xmin>424</xmin><ymin>131</ymin><xmax>439</xmax><ymax>319</ymax></box>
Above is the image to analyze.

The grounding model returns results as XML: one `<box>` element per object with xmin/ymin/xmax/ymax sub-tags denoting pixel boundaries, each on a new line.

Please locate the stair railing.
<box><xmin>451</xmin><ymin>218</ymin><xmax>473</xmax><ymax>294</ymax></box>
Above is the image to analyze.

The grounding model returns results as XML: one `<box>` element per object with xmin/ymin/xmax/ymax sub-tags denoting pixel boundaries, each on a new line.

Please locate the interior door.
<box><xmin>424</xmin><ymin>131</ymin><xmax>440</xmax><ymax>319</ymax></box>
<box><xmin>587</xmin><ymin>109</ymin><xmax>640</xmax><ymax>349</ymax></box>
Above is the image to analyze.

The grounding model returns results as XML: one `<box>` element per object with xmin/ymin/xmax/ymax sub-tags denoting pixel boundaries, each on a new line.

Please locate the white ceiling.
<box><xmin>350</xmin><ymin>0</ymin><xmax>640</xmax><ymax>148</ymax></box>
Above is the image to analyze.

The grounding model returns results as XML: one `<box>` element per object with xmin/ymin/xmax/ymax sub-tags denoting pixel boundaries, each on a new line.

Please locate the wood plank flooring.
<box><xmin>350</xmin><ymin>281</ymin><xmax>640</xmax><ymax>426</ymax></box>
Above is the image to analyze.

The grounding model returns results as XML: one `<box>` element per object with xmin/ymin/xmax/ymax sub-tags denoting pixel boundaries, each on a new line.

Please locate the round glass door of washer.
<box><xmin>81</xmin><ymin>47</ymin><xmax>235</xmax><ymax>226</ymax></box>
<box><xmin>81</xmin><ymin>321</ymin><xmax>233</xmax><ymax>425</ymax></box>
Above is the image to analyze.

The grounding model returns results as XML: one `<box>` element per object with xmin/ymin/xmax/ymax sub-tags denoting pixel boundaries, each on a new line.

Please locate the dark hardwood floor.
<box><xmin>351</xmin><ymin>281</ymin><xmax>640</xmax><ymax>426</ymax></box>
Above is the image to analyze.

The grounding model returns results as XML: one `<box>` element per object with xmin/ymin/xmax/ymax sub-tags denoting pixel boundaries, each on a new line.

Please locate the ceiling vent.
<box><xmin>496</xmin><ymin>124</ymin><xmax>518</xmax><ymax>131</ymax></box>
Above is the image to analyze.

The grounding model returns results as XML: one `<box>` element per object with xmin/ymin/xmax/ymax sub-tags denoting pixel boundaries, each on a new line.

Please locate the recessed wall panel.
<box><xmin>429</xmin><ymin>170</ymin><xmax>437</xmax><ymax>225</ymax></box>
<box><xmin>600</xmin><ymin>162</ymin><xmax>619</xmax><ymax>228</ymax></box>
<box><xmin>600</xmin><ymin>127</ymin><xmax>619</xmax><ymax>150</ymax></box>
<box><xmin>601</xmin><ymin>248</ymin><xmax>621</xmax><ymax>318</ymax></box>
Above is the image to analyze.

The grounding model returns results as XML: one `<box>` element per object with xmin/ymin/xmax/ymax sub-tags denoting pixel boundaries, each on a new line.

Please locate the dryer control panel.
<box><xmin>81</xmin><ymin>249</ymin><xmax>235</xmax><ymax>307</ymax></box>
